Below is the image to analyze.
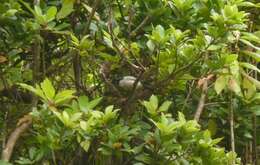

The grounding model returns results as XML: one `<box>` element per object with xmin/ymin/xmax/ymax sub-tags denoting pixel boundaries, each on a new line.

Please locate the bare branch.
<box><xmin>194</xmin><ymin>74</ymin><xmax>213</xmax><ymax>122</ymax></box>
<box><xmin>194</xmin><ymin>79</ymin><xmax>208</xmax><ymax>122</ymax></box>
<box><xmin>1</xmin><ymin>115</ymin><xmax>32</xmax><ymax>162</ymax></box>
<box><xmin>130</xmin><ymin>15</ymin><xmax>150</xmax><ymax>37</ymax></box>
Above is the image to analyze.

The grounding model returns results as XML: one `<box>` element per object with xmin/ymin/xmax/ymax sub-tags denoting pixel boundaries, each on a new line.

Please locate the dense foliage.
<box><xmin>0</xmin><ymin>0</ymin><xmax>260</xmax><ymax>164</ymax></box>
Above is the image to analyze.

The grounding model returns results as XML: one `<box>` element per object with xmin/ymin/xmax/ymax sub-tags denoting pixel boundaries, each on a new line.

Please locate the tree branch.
<box><xmin>130</xmin><ymin>15</ymin><xmax>150</xmax><ymax>37</ymax></box>
<box><xmin>1</xmin><ymin>115</ymin><xmax>32</xmax><ymax>162</ymax></box>
<box><xmin>194</xmin><ymin>79</ymin><xmax>208</xmax><ymax>122</ymax></box>
<box><xmin>83</xmin><ymin>0</ymin><xmax>102</xmax><ymax>35</ymax></box>
<box><xmin>194</xmin><ymin>74</ymin><xmax>213</xmax><ymax>122</ymax></box>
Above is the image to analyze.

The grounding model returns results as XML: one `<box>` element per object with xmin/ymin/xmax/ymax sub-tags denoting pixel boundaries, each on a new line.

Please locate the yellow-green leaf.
<box><xmin>46</xmin><ymin>6</ymin><xmax>57</xmax><ymax>22</ymax></box>
<box><xmin>40</xmin><ymin>78</ymin><xmax>55</xmax><ymax>100</ymax></box>
<box><xmin>214</xmin><ymin>76</ymin><xmax>228</xmax><ymax>94</ymax></box>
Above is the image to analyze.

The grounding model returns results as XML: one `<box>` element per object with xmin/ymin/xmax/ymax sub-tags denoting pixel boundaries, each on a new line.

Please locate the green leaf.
<box><xmin>19</xmin><ymin>0</ymin><xmax>35</xmax><ymax>15</ymax></box>
<box><xmin>80</xmin><ymin>140</ymin><xmax>91</xmax><ymax>152</ymax></box>
<box><xmin>142</xmin><ymin>101</ymin><xmax>156</xmax><ymax>115</ymax></box>
<box><xmin>155</xmin><ymin>25</ymin><xmax>165</xmax><ymax>39</ymax></box>
<box><xmin>158</xmin><ymin>101</ymin><xmax>172</xmax><ymax>112</ymax></box>
<box><xmin>103</xmin><ymin>105</ymin><xmax>119</xmax><ymax>123</ymax></box>
<box><xmin>80</xmin><ymin>121</ymin><xmax>87</xmax><ymax>131</ymax></box>
<box><xmin>223</xmin><ymin>5</ymin><xmax>236</xmax><ymax>18</ymax></box>
<box><xmin>82</xmin><ymin>3</ymin><xmax>100</xmax><ymax>20</ymax></box>
<box><xmin>46</xmin><ymin>6</ymin><xmax>57</xmax><ymax>22</ymax></box>
<box><xmin>56</xmin><ymin>0</ymin><xmax>75</xmax><ymax>20</ymax></box>
<box><xmin>240</xmin><ymin>62</ymin><xmax>260</xmax><ymax>74</ymax></box>
<box><xmin>240</xmin><ymin>39</ymin><xmax>260</xmax><ymax>51</ymax></box>
<box><xmin>214</xmin><ymin>76</ymin><xmax>228</xmax><ymax>94</ymax></box>
<box><xmin>34</xmin><ymin>5</ymin><xmax>42</xmax><ymax>16</ymax></box>
<box><xmin>18</xmin><ymin>83</ymin><xmax>45</xmax><ymax>99</ymax></box>
<box><xmin>242</xmin><ymin>72</ymin><xmax>260</xmax><ymax>90</ymax></box>
<box><xmin>208</xmin><ymin>119</ymin><xmax>217</xmax><ymax>136</ymax></box>
<box><xmin>54</xmin><ymin>90</ymin><xmax>75</xmax><ymax>104</ymax></box>
<box><xmin>146</xmin><ymin>40</ymin><xmax>155</xmax><ymax>52</ymax></box>
<box><xmin>211</xmin><ymin>137</ymin><xmax>223</xmax><ymax>145</ymax></box>
<box><xmin>225</xmin><ymin>54</ymin><xmax>238</xmax><ymax>64</ymax></box>
<box><xmin>151</xmin><ymin>25</ymin><xmax>166</xmax><ymax>43</ymax></box>
<box><xmin>34</xmin><ymin>5</ymin><xmax>46</xmax><ymax>25</ymax></box>
<box><xmin>241</xmin><ymin>51</ymin><xmax>260</xmax><ymax>62</ymax></box>
<box><xmin>105</xmin><ymin>105</ymin><xmax>114</xmax><ymax>113</ymax></box>
<box><xmin>71</xmin><ymin>112</ymin><xmax>82</xmax><ymax>122</ymax></box>
<box><xmin>244</xmin><ymin>132</ymin><xmax>252</xmax><ymax>139</ymax></box>
<box><xmin>243</xmin><ymin>78</ymin><xmax>256</xmax><ymax>100</ymax></box>
<box><xmin>150</xmin><ymin>95</ymin><xmax>158</xmax><ymax>111</ymax></box>
<box><xmin>35</xmin><ymin>84</ymin><xmax>46</xmax><ymax>99</ymax></box>
<box><xmin>86</xmin><ymin>97</ymin><xmax>102</xmax><ymax>110</ymax></box>
<box><xmin>62</xmin><ymin>111</ymin><xmax>70</xmax><ymax>126</ymax></box>
<box><xmin>4</xmin><ymin>9</ymin><xmax>18</xmax><ymax>17</ymax></box>
<box><xmin>78</xmin><ymin>96</ymin><xmax>89</xmax><ymax>112</ymax></box>
<box><xmin>52</xmin><ymin>110</ymin><xmax>62</xmax><ymax>121</ymax></box>
<box><xmin>238</xmin><ymin>2</ymin><xmax>257</xmax><ymax>7</ymax></box>
<box><xmin>178</xmin><ymin>112</ymin><xmax>186</xmax><ymax>123</ymax></box>
<box><xmin>250</xmin><ymin>105</ymin><xmax>260</xmax><ymax>116</ymax></box>
<box><xmin>241</xmin><ymin>32</ymin><xmax>260</xmax><ymax>45</ymax></box>
<box><xmin>252</xmin><ymin>93</ymin><xmax>260</xmax><ymax>100</ymax></box>
<box><xmin>70</xmin><ymin>33</ymin><xmax>79</xmax><ymax>46</ymax></box>
<box><xmin>40</xmin><ymin>78</ymin><xmax>55</xmax><ymax>100</ymax></box>
<box><xmin>18</xmin><ymin>83</ymin><xmax>37</xmax><ymax>94</ymax></box>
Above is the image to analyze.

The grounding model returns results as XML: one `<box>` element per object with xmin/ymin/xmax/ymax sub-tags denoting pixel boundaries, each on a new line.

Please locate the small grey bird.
<box><xmin>119</xmin><ymin>76</ymin><xmax>143</xmax><ymax>90</ymax></box>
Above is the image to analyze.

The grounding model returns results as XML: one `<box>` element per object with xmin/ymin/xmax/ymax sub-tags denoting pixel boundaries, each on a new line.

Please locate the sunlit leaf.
<box><xmin>46</xmin><ymin>6</ymin><xmax>57</xmax><ymax>22</ymax></box>
<box><xmin>240</xmin><ymin>62</ymin><xmax>260</xmax><ymax>74</ymax></box>
<box><xmin>150</xmin><ymin>95</ymin><xmax>158</xmax><ymax>111</ymax></box>
<box><xmin>158</xmin><ymin>101</ymin><xmax>172</xmax><ymax>112</ymax></box>
<box><xmin>40</xmin><ymin>78</ymin><xmax>55</xmax><ymax>100</ymax></box>
<box><xmin>241</xmin><ymin>51</ymin><xmax>260</xmax><ymax>62</ymax></box>
<box><xmin>56</xmin><ymin>0</ymin><xmax>75</xmax><ymax>19</ymax></box>
<box><xmin>80</xmin><ymin>140</ymin><xmax>91</xmax><ymax>152</ymax></box>
<box><xmin>54</xmin><ymin>90</ymin><xmax>75</xmax><ymax>104</ymax></box>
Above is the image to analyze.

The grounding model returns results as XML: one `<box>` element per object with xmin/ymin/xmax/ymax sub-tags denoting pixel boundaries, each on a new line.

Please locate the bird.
<box><xmin>119</xmin><ymin>76</ymin><xmax>143</xmax><ymax>90</ymax></box>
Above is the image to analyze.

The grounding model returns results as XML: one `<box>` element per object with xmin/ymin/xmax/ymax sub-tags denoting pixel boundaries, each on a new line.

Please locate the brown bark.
<box><xmin>194</xmin><ymin>74</ymin><xmax>213</xmax><ymax>122</ymax></box>
<box><xmin>252</xmin><ymin>112</ymin><xmax>258</xmax><ymax>165</ymax></box>
<box><xmin>73</xmin><ymin>53</ymin><xmax>82</xmax><ymax>93</ymax></box>
<box><xmin>194</xmin><ymin>80</ymin><xmax>208</xmax><ymax>122</ymax></box>
<box><xmin>1</xmin><ymin>115</ymin><xmax>32</xmax><ymax>162</ymax></box>
<box><xmin>229</xmin><ymin>94</ymin><xmax>235</xmax><ymax>165</ymax></box>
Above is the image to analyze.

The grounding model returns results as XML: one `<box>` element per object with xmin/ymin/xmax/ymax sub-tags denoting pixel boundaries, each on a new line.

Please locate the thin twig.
<box><xmin>83</xmin><ymin>0</ymin><xmax>102</xmax><ymax>35</ymax></box>
<box><xmin>229</xmin><ymin>93</ymin><xmax>236</xmax><ymax>160</ymax></box>
<box><xmin>73</xmin><ymin>51</ymin><xmax>82</xmax><ymax>93</ymax></box>
<box><xmin>181</xmin><ymin>80</ymin><xmax>195</xmax><ymax>111</ymax></box>
<box><xmin>99</xmin><ymin>63</ymin><xmax>122</xmax><ymax>97</ymax></box>
<box><xmin>32</xmin><ymin>37</ymin><xmax>41</xmax><ymax>106</ymax></box>
<box><xmin>2</xmin><ymin>112</ymin><xmax>8</xmax><ymax>150</ymax></box>
<box><xmin>116</xmin><ymin>0</ymin><xmax>125</xmax><ymax>23</ymax></box>
<box><xmin>130</xmin><ymin>15</ymin><xmax>150</xmax><ymax>37</ymax></box>
<box><xmin>253</xmin><ymin>67</ymin><xmax>258</xmax><ymax>165</ymax></box>
<box><xmin>107</xmin><ymin>6</ymin><xmax>142</xmax><ymax>71</ymax></box>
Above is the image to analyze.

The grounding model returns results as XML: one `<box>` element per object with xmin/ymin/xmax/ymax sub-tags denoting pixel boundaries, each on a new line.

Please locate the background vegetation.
<box><xmin>0</xmin><ymin>0</ymin><xmax>260</xmax><ymax>164</ymax></box>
